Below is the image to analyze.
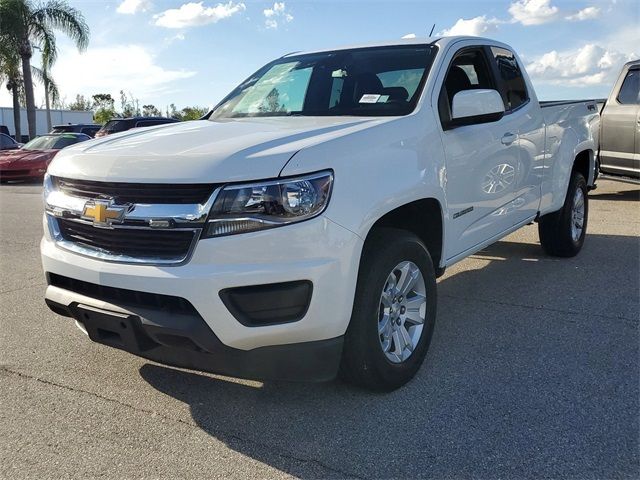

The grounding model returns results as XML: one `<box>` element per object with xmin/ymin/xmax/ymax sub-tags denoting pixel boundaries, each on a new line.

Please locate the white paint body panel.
<box><xmin>41</xmin><ymin>36</ymin><xmax>599</xmax><ymax>350</ymax></box>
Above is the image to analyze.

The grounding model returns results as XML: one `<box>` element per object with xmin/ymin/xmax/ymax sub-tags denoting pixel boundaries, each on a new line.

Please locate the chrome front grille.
<box><xmin>44</xmin><ymin>175</ymin><xmax>220</xmax><ymax>265</ymax></box>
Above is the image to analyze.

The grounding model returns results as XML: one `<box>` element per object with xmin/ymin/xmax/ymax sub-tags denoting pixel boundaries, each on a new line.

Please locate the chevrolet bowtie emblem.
<box><xmin>82</xmin><ymin>199</ymin><xmax>128</xmax><ymax>226</ymax></box>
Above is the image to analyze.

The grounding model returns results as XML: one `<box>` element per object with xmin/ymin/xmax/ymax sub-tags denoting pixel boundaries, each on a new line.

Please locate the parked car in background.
<box><xmin>94</xmin><ymin>117</ymin><xmax>179</xmax><ymax>138</ymax></box>
<box><xmin>0</xmin><ymin>125</ymin><xmax>10</xmax><ymax>136</ymax></box>
<box><xmin>51</xmin><ymin>123</ymin><xmax>101</xmax><ymax>138</ymax></box>
<box><xmin>42</xmin><ymin>37</ymin><xmax>599</xmax><ymax>391</ymax></box>
<box><xmin>599</xmin><ymin>59</ymin><xmax>640</xmax><ymax>179</ymax></box>
<box><xmin>0</xmin><ymin>133</ymin><xmax>90</xmax><ymax>182</ymax></box>
<box><xmin>0</xmin><ymin>133</ymin><xmax>21</xmax><ymax>151</ymax></box>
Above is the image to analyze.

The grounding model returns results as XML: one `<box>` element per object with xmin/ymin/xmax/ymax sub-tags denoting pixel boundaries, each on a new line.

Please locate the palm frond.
<box><xmin>32</xmin><ymin>0</ymin><xmax>89</xmax><ymax>51</ymax></box>
<box><xmin>31</xmin><ymin>63</ymin><xmax>59</xmax><ymax>103</ymax></box>
<box><xmin>31</xmin><ymin>21</ymin><xmax>57</xmax><ymax>66</ymax></box>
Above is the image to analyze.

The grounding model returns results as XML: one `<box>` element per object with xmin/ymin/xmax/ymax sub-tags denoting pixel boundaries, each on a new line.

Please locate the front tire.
<box><xmin>340</xmin><ymin>228</ymin><xmax>437</xmax><ymax>391</ymax></box>
<box><xmin>538</xmin><ymin>170</ymin><xmax>588</xmax><ymax>257</ymax></box>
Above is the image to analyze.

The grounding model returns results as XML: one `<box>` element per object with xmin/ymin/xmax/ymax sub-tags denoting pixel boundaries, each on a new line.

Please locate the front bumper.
<box><xmin>0</xmin><ymin>167</ymin><xmax>46</xmax><ymax>181</ymax></box>
<box><xmin>45</xmin><ymin>288</ymin><xmax>343</xmax><ymax>382</ymax></box>
<box><xmin>42</xmin><ymin>215</ymin><xmax>363</xmax><ymax>379</ymax></box>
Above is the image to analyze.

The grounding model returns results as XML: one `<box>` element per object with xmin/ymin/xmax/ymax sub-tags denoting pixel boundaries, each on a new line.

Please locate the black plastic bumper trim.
<box><xmin>219</xmin><ymin>280</ymin><xmax>313</xmax><ymax>327</ymax></box>
<box><xmin>45</xmin><ymin>296</ymin><xmax>342</xmax><ymax>382</ymax></box>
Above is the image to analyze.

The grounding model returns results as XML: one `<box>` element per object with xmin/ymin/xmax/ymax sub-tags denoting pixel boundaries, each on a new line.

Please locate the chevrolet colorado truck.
<box><xmin>42</xmin><ymin>37</ymin><xmax>599</xmax><ymax>391</ymax></box>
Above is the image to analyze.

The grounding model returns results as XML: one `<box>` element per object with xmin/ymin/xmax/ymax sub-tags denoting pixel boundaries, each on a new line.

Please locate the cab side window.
<box><xmin>439</xmin><ymin>47</ymin><xmax>496</xmax><ymax>125</ymax></box>
<box><xmin>490</xmin><ymin>47</ymin><xmax>529</xmax><ymax>112</ymax></box>
<box><xmin>617</xmin><ymin>68</ymin><xmax>639</xmax><ymax>105</ymax></box>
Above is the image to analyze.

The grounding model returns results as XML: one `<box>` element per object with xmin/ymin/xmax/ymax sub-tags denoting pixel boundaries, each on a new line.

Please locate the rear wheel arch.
<box><xmin>573</xmin><ymin>149</ymin><xmax>595</xmax><ymax>186</ymax></box>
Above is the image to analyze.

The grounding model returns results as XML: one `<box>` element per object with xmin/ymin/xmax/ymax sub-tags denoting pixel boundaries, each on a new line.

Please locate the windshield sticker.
<box><xmin>359</xmin><ymin>94</ymin><xmax>381</xmax><ymax>104</ymax></box>
<box><xmin>331</xmin><ymin>69</ymin><xmax>348</xmax><ymax>78</ymax></box>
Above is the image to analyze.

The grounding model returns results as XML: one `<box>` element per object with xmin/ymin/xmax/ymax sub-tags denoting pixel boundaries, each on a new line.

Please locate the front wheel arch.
<box><xmin>363</xmin><ymin>198</ymin><xmax>445</xmax><ymax>274</ymax></box>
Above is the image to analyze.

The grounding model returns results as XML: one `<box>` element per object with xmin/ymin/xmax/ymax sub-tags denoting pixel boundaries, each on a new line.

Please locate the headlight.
<box><xmin>202</xmin><ymin>170</ymin><xmax>333</xmax><ymax>238</ymax></box>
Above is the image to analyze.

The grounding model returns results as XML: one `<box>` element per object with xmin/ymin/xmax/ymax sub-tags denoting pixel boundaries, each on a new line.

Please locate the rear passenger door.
<box><xmin>489</xmin><ymin>46</ymin><xmax>545</xmax><ymax>224</ymax></box>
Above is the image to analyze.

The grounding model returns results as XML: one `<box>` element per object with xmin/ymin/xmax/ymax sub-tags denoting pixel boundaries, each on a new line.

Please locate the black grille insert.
<box><xmin>57</xmin><ymin>218</ymin><xmax>195</xmax><ymax>260</ymax></box>
<box><xmin>47</xmin><ymin>273</ymin><xmax>198</xmax><ymax>315</ymax></box>
<box><xmin>52</xmin><ymin>176</ymin><xmax>217</xmax><ymax>204</ymax></box>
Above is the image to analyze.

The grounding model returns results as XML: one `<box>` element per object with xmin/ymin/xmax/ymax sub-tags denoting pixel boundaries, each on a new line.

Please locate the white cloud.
<box><xmin>263</xmin><ymin>2</ymin><xmax>293</xmax><ymax>29</ymax></box>
<box><xmin>116</xmin><ymin>0</ymin><xmax>152</xmax><ymax>14</ymax></box>
<box><xmin>440</xmin><ymin>16</ymin><xmax>501</xmax><ymax>36</ymax></box>
<box><xmin>154</xmin><ymin>1</ymin><xmax>246</xmax><ymax>29</ymax></box>
<box><xmin>164</xmin><ymin>33</ymin><xmax>186</xmax><ymax>45</ymax></box>
<box><xmin>50</xmin><ymin>45</ymin><xmax>196</xmax><ymax>101</ymax></box>
<box><xmin>526</xmin><ymin>43</ymin><xmax>636</xmax><ymax>86</ymax></box>
<box><xmin>402</xmin><ymin>33</ymin><xmax>417</xmax><ymax>39</ymax></box>
<box><xmin>565</xmin><ymin>6</ymin><xmax>600</xmax><ymax>21</ymax></box>
<box><xmin>509</xmin><ymin>0</ymin><xmax>559</xmax><ymax>25</ymax></box>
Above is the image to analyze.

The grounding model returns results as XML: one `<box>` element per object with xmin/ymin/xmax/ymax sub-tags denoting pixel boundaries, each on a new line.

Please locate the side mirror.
<box><xmin>447</xmin><ymin>89</ymin><xmax>505</xmax><ymax>129</ymax></box>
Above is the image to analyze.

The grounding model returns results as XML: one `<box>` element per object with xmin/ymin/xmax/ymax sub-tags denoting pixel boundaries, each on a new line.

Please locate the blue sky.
<box><xmin>1</xmin><ymin>0</ymin><xmax>638</xmax><ymax>111</ymax></box>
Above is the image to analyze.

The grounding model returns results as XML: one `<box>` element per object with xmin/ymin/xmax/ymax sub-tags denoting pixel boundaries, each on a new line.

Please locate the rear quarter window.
<box><xmin>491</xmin><ymin>47</ymin><xmax>529</xmax><ymax>112</ymax></box>
<box><xmin>617</xmin><ymin>68</ymin><xmax>640</xmax><ymax>104</ymax></box>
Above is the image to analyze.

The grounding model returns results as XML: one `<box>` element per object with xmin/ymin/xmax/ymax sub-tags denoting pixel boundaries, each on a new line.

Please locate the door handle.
<box><xmin>501</xmin><ymin>132</ymin><xmax>517</xmax><ymax>145</ymax></box>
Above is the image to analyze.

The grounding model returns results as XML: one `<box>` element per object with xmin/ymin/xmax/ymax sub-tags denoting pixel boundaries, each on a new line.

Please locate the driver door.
<box><xmin>437</xmin><ymin>45</ymin><xmax>526</xmax><ymax>262</ymax></box>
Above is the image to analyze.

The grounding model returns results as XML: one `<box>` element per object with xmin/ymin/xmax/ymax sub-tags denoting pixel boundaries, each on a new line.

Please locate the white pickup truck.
<box><xmin>42</xmin><ymin>37</ymin><xmax>599</xmax><ymax>391</ymax></box>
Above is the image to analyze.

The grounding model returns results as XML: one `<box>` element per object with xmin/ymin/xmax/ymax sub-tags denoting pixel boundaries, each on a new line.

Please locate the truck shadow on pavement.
<box><xmin>139</xmin><ymin>233</ymin><xmax>639</xmax><ymax>479</ymax></box>
<box><xmin>589</xmin><ymin>186</ymin><xmax>639</xmax><ymax>201</ymax></box>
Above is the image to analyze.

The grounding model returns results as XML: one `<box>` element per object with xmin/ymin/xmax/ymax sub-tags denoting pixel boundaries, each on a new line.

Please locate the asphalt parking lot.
<box><xmin>0</xmin><ymin>179</ymin><xmax>638</xmax><ymax>479</ymax></box>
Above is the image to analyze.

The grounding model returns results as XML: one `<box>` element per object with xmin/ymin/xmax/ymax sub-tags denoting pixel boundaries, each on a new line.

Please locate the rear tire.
<box><xmin>538</xmin><ymin>170</ymin><xmax>588</xmax><ymax>257</ymax></box>
<box><xmin>340</xmin><ymin>228</ymin><xmax>437</xmax><ymax>392</ymax></box>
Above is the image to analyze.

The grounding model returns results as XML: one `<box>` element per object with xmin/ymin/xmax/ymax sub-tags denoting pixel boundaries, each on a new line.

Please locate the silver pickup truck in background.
<box><xmin>599</xmin><ymin>60</ymin><xmax>640</xmax><ymax>180</ymax></box>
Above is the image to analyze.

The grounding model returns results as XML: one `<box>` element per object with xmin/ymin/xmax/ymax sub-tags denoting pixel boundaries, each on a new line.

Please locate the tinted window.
<box><xmin>52</xmin><ymin>135</ymin><xmax>89</xmax><ymax>149</ymax></box>
<box><xmin>0</xmin><ymin>133</ymin><xmax>16</xmax><ymax>148</ymax></box>
<box><xmin>442</xmin><ymin>48</ymin><xmax>495</xmax><ymax>110</ymax></box>
<box><xmin>22</xmin><ymin>135</ymin><xmax>88</xmax><ymax>150</ymax></box>
<box><xmin>100</xmin><ymin>120</ymin><xmax>132</xmax><ymax>133</ymax></box>
<box><xmin>211</xmin><ymin>45</ymin><xmax>438</xmax><ymax>118</ymax></box>
<box><xmin>617</xmin><ymin>68</ymin><xmax>640</xmax><ymax>104</ymax></box>
<box><xmin>51</xmin><ymin>126</ymin><xmax>74</xmax><ymax>133</ymax></box>
<box><xmin>80</xmin><ymin>127</ymin><xmax>100</xmax><ymax>136</ymax></box>
<box><xmin>491</xmin><ymin>47</ymin><xmax>529</xmax><ymax>111</ymax></box>
<box><xmin>135</xmin><ymin>120</ymin><xmax>172</xmax><ymax>127</ymax></box>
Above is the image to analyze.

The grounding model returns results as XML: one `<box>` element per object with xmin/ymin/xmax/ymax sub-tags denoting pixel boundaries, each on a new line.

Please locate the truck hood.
<box><xmin>48</xmin><ymin>117</ymin><xmax>384</xmax><ymax>183</ymax></box>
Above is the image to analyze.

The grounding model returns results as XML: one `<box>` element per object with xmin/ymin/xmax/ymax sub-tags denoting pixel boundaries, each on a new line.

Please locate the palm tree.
<box><xmin>33</xmin><ymin>62</ymin><xmax>59</xmax><ymax>130</ymax></box>
<box><xmin>0</xmin><ymin>0</ymin><xmax>89</xmax><ymax>139</ymax></box>
<box><xmin>36</xmin><ymin>47</ymin><xmax>59</xmax><ymax>131</ymax></box>
<box><xmin>0</xmin><ymin>35</ymin><xmax>22</xmax><ymax>142</ymax></box>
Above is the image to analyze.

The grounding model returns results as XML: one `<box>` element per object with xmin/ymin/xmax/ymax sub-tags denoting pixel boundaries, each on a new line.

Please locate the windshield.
<box><xmin>23</xmin><ymin>135</ymin><xmax>86</xmax><ymax>150</ymax></box>
<box><xmin>99</xmin><ymin>120</ymin><xmax>130</xmax><ymax>133</ymax></box>
<box><xmin>51</xmin><ymin>126</ymin><xmax>74</xmax><ymax>133</ymax></box>
<box><xmin>211</xmin><ymin>44</ymin><xmax>438</xmax><ymax>119</ymax></box>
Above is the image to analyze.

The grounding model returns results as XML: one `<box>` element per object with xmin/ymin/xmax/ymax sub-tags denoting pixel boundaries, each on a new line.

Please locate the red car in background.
<box><xmin>0</xmin><ymin>133</ymin><xmax>91</xmax><ymax>183</ymax></box>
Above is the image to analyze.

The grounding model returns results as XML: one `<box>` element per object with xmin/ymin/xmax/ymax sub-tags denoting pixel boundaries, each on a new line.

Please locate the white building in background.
<box><xmin>0</xmin><ymin>107</ymin><xmax>94</xmax><ymax>140</ymax></box>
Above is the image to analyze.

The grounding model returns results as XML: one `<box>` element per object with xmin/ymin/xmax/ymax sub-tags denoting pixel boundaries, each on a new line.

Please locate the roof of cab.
<box><xmin>282</xmin><ymin>36</ymin><xmax>496</xmax><ymax>57</ymax></box>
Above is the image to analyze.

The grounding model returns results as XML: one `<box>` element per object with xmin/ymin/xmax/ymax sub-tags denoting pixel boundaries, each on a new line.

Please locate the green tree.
<box><xmin>166</xmin><ymin>103</ymin><xmax>179</xmax><ymax>119</ymax></box>
<box><xmin>92</xmin><ymin>93</ymin><xmax>115</xmax><ymax>125</ymax></box>
<box><xmin>32</xmin><ymin>55</ymin><xmax>59</xmax><ymax>130</ymax></box>
<box><xmin>179</xmin><ymin>106</ymin><xmax>208</xmax><ymax>120</ymax></box>
<box><xmin>258</xmin><ymin>88</ymin><xmax>284</xmax><ymax>113</ymax></box>
<box><xmin>0</xmin><ymin>32</ymin><xmax>22</xmax><ymax>141</ymax></box>
<box><xmin>119</xmin><ymin>90</ymin><xmax>140</xmax><ymax>118</ymax></box>
<box><xmin>68</xmin><ymin>94</ymin><xmax>92</xmax><ymax>111</ymax></box>
<box><xmin>0</xmin><ymin>0</ymin><xmax>89</xmax><ymax>139</ymax></box>
<box><xmin>142</xmin><ymin>104</ymin><xmax>161</xmax><ymax>117</ymax></box>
